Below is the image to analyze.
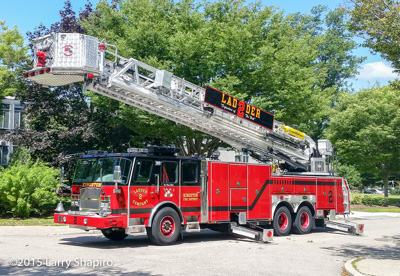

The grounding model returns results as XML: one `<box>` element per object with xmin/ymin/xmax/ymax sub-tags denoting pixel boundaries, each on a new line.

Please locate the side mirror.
<box><xmin>113</xmin><ymin>165</ymin><xmax>122</xmax><ymax>183</ymax></box>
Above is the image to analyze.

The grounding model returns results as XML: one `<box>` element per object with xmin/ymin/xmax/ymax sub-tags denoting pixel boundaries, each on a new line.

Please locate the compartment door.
<box><xmin>208</xmin><ymin>162</ymin><xmax>229</xmax><ymax>222</ymax></box>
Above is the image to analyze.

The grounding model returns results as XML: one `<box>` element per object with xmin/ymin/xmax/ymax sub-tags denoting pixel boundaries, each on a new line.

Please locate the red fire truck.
<box><xmin>25</xmin><ymin>33</ymin><xmax>363</xmax><ymax>245</ymax></box>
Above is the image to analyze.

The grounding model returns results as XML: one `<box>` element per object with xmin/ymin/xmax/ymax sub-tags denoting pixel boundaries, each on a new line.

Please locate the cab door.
<box><xmin>180</xmin><ymin>160</ymin><xmax>202</xmax><ymax>216</ymax></box>
<box><xmin>159</xmin><ymin>160</ymin><xmax>180</xmax><ymax>206</ymax></box>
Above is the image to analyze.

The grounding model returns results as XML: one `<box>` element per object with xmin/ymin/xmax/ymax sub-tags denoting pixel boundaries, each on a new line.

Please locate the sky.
<box><xmin>1</xmin><ymin>0</ymin><xmax>398</xmax><ymax>91</ymax></box>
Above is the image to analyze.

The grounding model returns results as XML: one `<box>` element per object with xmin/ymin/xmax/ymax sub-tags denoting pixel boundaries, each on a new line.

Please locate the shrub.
<box><xmin>376</xmin><ymin>197</ymin><xmax>390</xmax><ymax>207</ymax></box>
<box><xmin>390</xmin><ymin>189</ymin><xmax>400</xmax><ymax>195</ymax></box>
<box><xmin>361</xmin><ymin>195</ymin><xmax>374</xmax><ymax>206</ymax></box>
<box><xmin>0</xmin><ymin>153</ymin><xmax>62</xmax><ymax>217</ymax></box>
<box><xmin>351</xmin><ymin>194</ymin><xmax>363</xmax><ymax>205</ymax></box>
<box><xmin>360</xmin><ymin>195</ymin><xmax>390</xmax><ymax>206</ymax></box>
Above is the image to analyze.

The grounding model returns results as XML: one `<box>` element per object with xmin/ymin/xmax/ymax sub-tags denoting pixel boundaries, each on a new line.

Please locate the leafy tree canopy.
<box><xmin>326</xmin><ymin>82</ymin><xmax>400</xmax><ymax>196</ymax></box>
<box><xmin>81</xmin><ymin>0</ymin><xmax>363</xmax><ymax>145</ymax></box>
<box><xmin>0</xmin><ymin>21</ymin><xmax>28</xmax><ymax>98</ymax></box>
<box><xmin>346</xmin><ymin>0</ymin><xmax>400</xmax><ymax>72</ymax></box>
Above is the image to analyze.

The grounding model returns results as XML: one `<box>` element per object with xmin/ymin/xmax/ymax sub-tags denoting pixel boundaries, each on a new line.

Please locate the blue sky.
<box><xmin>1</xmin><ymin>0</ymin><xmax>398</xmax><ymax>91</ymax></box>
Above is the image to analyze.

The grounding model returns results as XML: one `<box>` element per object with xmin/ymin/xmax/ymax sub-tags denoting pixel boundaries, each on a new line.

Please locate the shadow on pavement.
<box><xmin>58</xmin><ymin>230</ymin><xmax>234</xmax><ymax>249</ymax></box>
<box><xmin>322</xmin><ymin>235</ymin><xmax>400</xmax><ymax>260</ymax></box>
<box><xmin>0</xmin><ymin>262</ymin><xmax>159</xmax><ymax>276</ymax></box>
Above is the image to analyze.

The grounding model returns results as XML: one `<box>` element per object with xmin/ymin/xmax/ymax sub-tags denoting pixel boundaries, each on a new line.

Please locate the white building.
<box><xmin>0</xmin><ymin>97</ymin><xmax>23</xmax><ymax>166</ymax></box>
<box><xmin>214</xmin><ymin>147</ymin><xmax>259</xmax><ymax>163</ymax></box>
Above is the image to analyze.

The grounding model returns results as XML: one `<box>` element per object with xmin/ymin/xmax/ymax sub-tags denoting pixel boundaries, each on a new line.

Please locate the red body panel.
<box><xmin>335</xmin><ymin>179</ymin><xmax>345</xmax><ymax>213</ymax></box>
<box><xmin>247</xmin><ymin>164</ymin><xmax>271</xmax><ymax>220</ymax></box>
<box><xmin>54</xmin><ymin>213</ymin><xmax>125</xmax><ymax>228</ymax></box>
<box><xmin>230</xmin><ymin>189</ymin><xmax>247</xmax><ymax>210</ymax></box>
<box><xmin>271</xmin><ymin>177</ymin><xmax>294</xmax><ymax>194</ymax></box>
<box><xmin>58</xmin><ymin>161</ymin><xmax>350</xmax><ymax>230</ymax></box>
<box><xmin>229</xmin><ymin>164</ymin><xmax>247</xmax><ymax>188</ymax></box>
<box><xmin>316</xmin><ymin>179</ymin><xmax>336</xmax><ymax>210</ymax></box>
<box><xmin>208</xmin><ymin>162</ymin><xmax>229</xmax><ymax>221</ymax></box>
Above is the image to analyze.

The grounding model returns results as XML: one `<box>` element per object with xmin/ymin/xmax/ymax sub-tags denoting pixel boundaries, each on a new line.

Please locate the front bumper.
<box><xmin>54</xmin><ymin>213</ymin><xmax>125</xmax><ymax>229</ymax></box>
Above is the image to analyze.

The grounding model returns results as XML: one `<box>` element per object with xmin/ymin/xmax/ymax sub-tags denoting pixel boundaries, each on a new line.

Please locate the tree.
<box><xmin>80</xmin><ymin>0</ymin><xmax>363</xmax><ymax>153</ymax></box>
<box><xmin>0</xmin><ymin>21</ymin><xmax>28</xmax><ymax>99</ymax></box>
<box><xmin>326</xmin><ymin>83</ymin><xmax>400</xmax><ymax>197</ymax></box>
<box><xmin>346</xmin><ymin>0</ymin><xmax>400</xmax><ymax>72</ymax></box>
<box><xmin>337</xmin><ymin>163</ymin><xmax>362</xmax><ymax>189</ymax></box>
<box><xmin>10</xmin><ymin>0</ymin><xmax>137</xmax><ymax>180</ymax></box>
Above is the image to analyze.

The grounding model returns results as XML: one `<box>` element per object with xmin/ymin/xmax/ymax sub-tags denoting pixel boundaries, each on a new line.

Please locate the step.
<box><xmin>230</xmin><ymin>222</ymin><xmax>273</xmax><ymax>242</ymax></box>
<box><xmin>185</xmin><ymin>222</ymin><xmax>201</xmax><ymax>232</ymax></box>
<box><xmin>325</xmin><ymin>220</ymin><xmax>364</xmax><ymax>235</ymax></box>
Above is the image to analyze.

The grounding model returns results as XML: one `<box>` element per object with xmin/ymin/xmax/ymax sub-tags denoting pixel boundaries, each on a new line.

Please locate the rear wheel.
<box><xmin>293</xmin><ymin>206</ymin><xmax>313</xmax><ymax>234</ymax></box>
<box><xmin>149</xmin><ymin>207</ymin><xmax>181</xmax><ymax>245</ymax></box>
<box><xmin>101</xmin><ymin>229</ymin><xmax>128</xmax><ymax>240</ymax></box>
<box><xmin>273</xmin><ymin>206</ymin><xmax>292</xmax><ymax>236</ymax></box>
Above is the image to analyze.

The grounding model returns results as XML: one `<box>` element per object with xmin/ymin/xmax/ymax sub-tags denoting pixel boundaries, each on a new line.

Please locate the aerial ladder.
<box><xmin>24</xmin><ymin>33</ymin><xmax>334</xmax><ymax>174</ymax></box>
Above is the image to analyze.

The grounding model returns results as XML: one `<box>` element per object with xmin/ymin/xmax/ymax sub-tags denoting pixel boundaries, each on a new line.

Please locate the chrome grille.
<box><xmin>80</xmin><ymin>187</ymin><xmax>101</xmax><ymax>211</ymax></box>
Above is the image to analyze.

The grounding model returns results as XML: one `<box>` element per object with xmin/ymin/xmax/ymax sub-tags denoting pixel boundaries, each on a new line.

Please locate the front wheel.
<box><xmin>149</xmin><ymin>207</ymin><xmax>181</xmax><ymax>245</ymax></box>
<box><xmin>293</xmin><ymin>206</ymin><xmax>313</xmax><ymax>234</ymax></box>
<box><xmin>273</xmin><ymin>206</ymin><xmax>292</xmax><ymax>236</ymax></box>
<box><xmin>101</xmin><ymin>229</ymin><xmax>128</xmax><ymax>240</ymax></box>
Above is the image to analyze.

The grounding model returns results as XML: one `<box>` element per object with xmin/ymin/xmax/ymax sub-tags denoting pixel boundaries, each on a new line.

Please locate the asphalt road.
<box><xmin>0</xmin><ymin>213</ymin><xmax>399</xmax><ymax>276</ymax></box>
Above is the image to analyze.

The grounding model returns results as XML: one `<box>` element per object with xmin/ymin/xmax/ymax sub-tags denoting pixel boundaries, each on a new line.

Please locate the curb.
<box><xmin>344</xmin><ymin>258</ymin><xmax>364</xmax><ymax>276</ymax></box>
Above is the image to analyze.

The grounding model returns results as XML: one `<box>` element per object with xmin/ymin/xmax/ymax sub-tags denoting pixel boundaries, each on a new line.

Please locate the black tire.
<box><xmin>273</xmin><ymin>206</ymin><xmax>292</xmax><ymax>236</ymax></box>
<box><xmin>293</xmin><ymin>206</ymin><xmax>313</xmax><ymax>234</ymax></box>
<box><xmin>146</xmin><ymin>227</ymin><xmax>155</xmax><ymax>243</ymax></box>
<box><xmin>101</xmin><ymin>229</ymin><xmax>128</xmax><ymax>240</ymax></box>
<box><xmin>150</xmin><ymin>207</ymin><xmax>181</xmax><ymax>245</ymax></box>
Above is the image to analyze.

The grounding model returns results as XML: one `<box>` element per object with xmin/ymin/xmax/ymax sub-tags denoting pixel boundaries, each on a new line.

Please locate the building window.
<box><xmin>1</xmin><ymin>146</ymin><xmax>8</xmax><ymax>165</ymax></box>
<box><xmin>1</xmin><ymin>105</ymin><xmax>10</xmax><ymax>129</ymax></box>
<box><xmin>235</xmin><ymin>152</ymin><xmax>249</xmax><ymax>163</ymax></box>
<box><xmin>14</xmin><ymin>110</ymin><xmax>21</xmax><ymax>129</ymax></box>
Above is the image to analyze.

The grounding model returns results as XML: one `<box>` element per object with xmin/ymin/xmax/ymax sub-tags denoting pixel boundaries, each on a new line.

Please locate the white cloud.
<box><xmin>357</xmin><ymin>61</ymin><xmax>399</xmax><ymax>80</ymax></box>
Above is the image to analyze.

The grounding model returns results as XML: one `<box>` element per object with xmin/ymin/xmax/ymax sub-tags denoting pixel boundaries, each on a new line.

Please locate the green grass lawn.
<box><xmin>0</xmin><ymin>217</ymin><xmax>61</xmax><ymax>226</ymax></box>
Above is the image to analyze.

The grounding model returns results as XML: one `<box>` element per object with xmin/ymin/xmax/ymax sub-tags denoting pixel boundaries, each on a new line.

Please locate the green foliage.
<box><xmin>80</xmin><ymin>0</ymin><xmax>363</xmax><ymax>146</ymax></box>
<box><xmin>338</xmin><ymin>163</ymin><xmax>362</xmax><ymax>189</ymax></box>
<box><xmin>327</xmin><ymin>84</ymin><xmax>400</xmax><ymax>196</ymax></box>
<box><xmin>351</xmin><ymin>194</ymin><xmax>363</xmax><ymax>205</ymax></box>
<box><xmin>390</xmin><ymin>189</ymin><xmax>400</xmax><ymax>195</ymax></box>
<box><xmin>347</xmin><ymin>0</ymin><xmax>400</xmax><ymax>72</ymax></box>
<box><xmin>0</xmin><ymin>149</ymin><xmax>62</xmax><ymax>218</ymax></box>
<box><xmin>361</xmin><ymin>195</ymin><xmax>389</xmax><ymax>206</ymax></box>
<box><xmin>0</xmin><ymin>21</ymin><xmax>29</xmax><ymax>98</ymax></box>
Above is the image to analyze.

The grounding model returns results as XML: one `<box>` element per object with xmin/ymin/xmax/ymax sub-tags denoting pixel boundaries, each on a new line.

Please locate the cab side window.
<box><xmin>133</xmin><ymin>160</ymin><xmax>153</xmax><ymax>183</ymax></box>
<box><xmin>162</xmin><ymin>161</ymin><xmax>178</xmax><ymax>185</ymax></box>
<box><xmin>182</xmin><ymin>161</ymin><xmax>200</xmax><ymax>186</ymax></box>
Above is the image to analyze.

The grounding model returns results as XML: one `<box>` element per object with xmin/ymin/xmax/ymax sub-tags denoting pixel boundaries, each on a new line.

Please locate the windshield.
<box><xmin>73</xmin><ymin>157</ymin><xmax>132</xmax><ymax>184</ymax></box>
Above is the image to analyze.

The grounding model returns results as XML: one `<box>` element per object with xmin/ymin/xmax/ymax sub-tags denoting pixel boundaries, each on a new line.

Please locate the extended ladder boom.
<box><xmin>24</xmin><ymin>33</ymin><xmax>334</xmax><ymax>173</ymax></box>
